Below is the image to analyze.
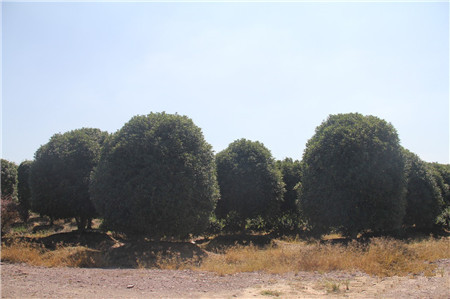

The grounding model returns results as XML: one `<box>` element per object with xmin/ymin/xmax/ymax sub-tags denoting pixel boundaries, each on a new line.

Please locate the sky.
<box><xmin>2</xmin><ymin>1</ymin><xmax>449</xmax><ymax>165</ymax></box>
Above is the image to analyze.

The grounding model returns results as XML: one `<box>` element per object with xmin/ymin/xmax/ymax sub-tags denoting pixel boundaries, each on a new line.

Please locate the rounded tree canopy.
<box><xmin>403</xmin><ymin>149</ymin><xmax>442</xmax><ymax>229</ymax></box>
<box><xmin>30</xmin><ymin>128</ymin><xmax>108</xmax><ymax>228</ymax></box>
<box><xmin>300</xmin><ymin>113</ymin><xmax>406</xmax><ymax>237</ymax></box>
<box><xmin>89</xmin><ymin>112</ymin><xmax>219</xmax><ymax>238</ymax></box>
<box><xmin>1</xmin><ymin>159</ymin><xmax>18</xmax><ymax>201</ymax></box>
<box><xmin>215</xmin><ymin>139</ymin><xmax>285</xmax><ymax>223</ymax></box>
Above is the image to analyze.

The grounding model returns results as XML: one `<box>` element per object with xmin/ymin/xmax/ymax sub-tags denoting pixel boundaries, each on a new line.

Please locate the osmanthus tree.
<box><xmin>89</xmin><ymin>112</ymin><xmax>219</xmax><ymax>239</ymax></box>
<box><xmin>30</xmin><ymin>128</ymin><xmax>108</xmax><ymax>230</ymax></box>
<box><xmin>215</xmin><ymin>139</ymin><xmax>285</xmax><ymax>230</ymax></box>
<box><xmin>402</xmin><ymin>149</ymin><xmax>443</xmax><ymax>229</ymax></box>
<box><xmin>299</xmin><ymin>113</ymin><xmax>406</xmax><ymax>238</ymax></box>
<box><xmin>1</xmin><ymin>159</ymin><xmax>19</xmax><ymax>234</ymax></box>
<box><xmin>17</xmin><ymin>160</ymin><xmax>33</xmax><ymax>222</ymax></box>
<box><xmin>272</xmin><ymin>158</ymin><xmax>303</xmax><ymax>234</ymax></box>
<box><xmin>1</xmin><ymin>159</ymin><xmax>18</xmax><ymax>201</ymax></box>
<box><xmin>428</xmin><ymin>162</ymin><xmax>450</xmax><ymax>228</ymax></box>
<box><xmin>276</xmin><ymin>158</ymin><xmax>302</xmax><ymax>215</ymax></box>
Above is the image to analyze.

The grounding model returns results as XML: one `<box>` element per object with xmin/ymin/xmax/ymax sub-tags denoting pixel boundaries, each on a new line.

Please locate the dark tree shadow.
<box><xmin>200</xmin><ymin>234</ymin><xmax>275</xmax><ymax>253</ymax></box>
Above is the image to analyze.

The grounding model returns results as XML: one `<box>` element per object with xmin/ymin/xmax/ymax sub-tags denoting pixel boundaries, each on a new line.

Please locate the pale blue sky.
<box><xmin>2</xmin><ymin>1</ymin><xmax>449</xmax><ymax>165</ymax></box>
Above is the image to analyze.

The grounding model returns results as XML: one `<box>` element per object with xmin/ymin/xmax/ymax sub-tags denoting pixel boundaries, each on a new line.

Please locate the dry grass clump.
<box><xmin>198</xmin><ymin>237</ymin><xmax>449</xmax><ymax>277</ymax></box>
<box><xmin>1</xmin><ymin>240</ymin><xmax>105</xmax><ymax>268</ymax></box>
<box><xmin>2</xmin><ymin>235</ymin><xmax>448</xmax><ymax>278</ymax></box>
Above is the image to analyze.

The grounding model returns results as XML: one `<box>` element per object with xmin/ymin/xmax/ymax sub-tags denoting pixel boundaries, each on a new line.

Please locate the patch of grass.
<box><xmin>323</xmin><ymin>280</ymin><xmax>341</xmax><ymax>293</ymax></box>
<box><xmin>153</xmin><ymin>251</ymin><xmax>202</xmax><ymax>270</ymax></box>
<box><xmin>1</xmin><ymin>240</ymin><xmax>105</xmax><ymax>267</ymax></box>
<box><xmin>260</xmin><ymin>290</ymin><xmax>282</xmax><ymax>297</ymax></box>
<box><xmin>198</xmin><ymin>237</ymin><xmax>450</xmax><ymax>277</ymax></box>
<box><xmin>2</xmin><ymin>233</ymin><xmax>448</xmax><ymax>278</ymax></box>
<box><xmin>10</xmin><ymin>225</ymin><xmax>28</xmax><ymax>234</ymax></box>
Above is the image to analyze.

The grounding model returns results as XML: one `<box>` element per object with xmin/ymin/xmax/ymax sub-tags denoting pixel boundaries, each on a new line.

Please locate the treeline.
<box><xmin>2</xmin><ymin>112</ymin><xmax>449</xmax><ymax>238</ymax></box>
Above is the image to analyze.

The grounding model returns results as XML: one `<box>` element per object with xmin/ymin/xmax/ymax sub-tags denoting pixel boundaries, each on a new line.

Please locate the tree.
<box><xmin>427</xmin><ymin>162</ymin><xmax>450</xmax><ymax>228</ymax></box>
<box><xmin>17</xmin><ymin>160</ymin><xmax>33</xmax><ymax>222</ymax></box>
<box><xmin>402</xmin><ymin>150</ymin><xmax>442</xmax><ymax>229</ymax></box>
<box><xmin>299</xmin><ymin>113</ymin><xmax>406</xmax><ymax>237</ymax></box>
<box><xmin>276</xmin><ymin>158</ymin><xmax>302</xmax><ymax>214</ymax></box>
<box><xmin>271</xmin><ymin>158</ymin><xmax>303</xmax><ymax>234</ymax></box>
<box><xmin>215</xmin><ymin>139</ymin><xmax>285</xmax><ymax>230</ymax></box>
<box><xmin>1</xmin><ymin>159</ymin><xmax>18</xmax><ymax>201</ymax></box>
<box><xmin>30</xmin><ymin>128</ymin><xmax>108</xmax><ymax>230</ymax></box>
<box><xmin>90</xmin><ymin>112</ymin><xmax>219</xmax><ymax>238</ymax></box>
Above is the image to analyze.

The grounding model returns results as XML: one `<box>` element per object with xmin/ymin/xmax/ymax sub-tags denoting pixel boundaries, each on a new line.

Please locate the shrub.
<box><xmin>1</xmin><ymin>196</ymin><xmax>19</xmax><ymax>235</ymax></box>
<box><xmin>17</xmin><ymin>160</ymin><xmax>33</xmax><ymax>222</ymax></box>
<box><xmin>30</xmin><ymin>128</ymin><xmax>108</xmax><ymax>230</ymax></box>
<box><xmin>90</xmin><ymin>112</ymin><xmax>219</xmax><ymax>239</ymax></box>
<box><xmin>1</xmin><ymin>159</ymin><xmax>18</xmax><ymax>201</ymax></box>
<box><xmin>215</xmin><ymin>139</ymin><xmax>285</xmax><ymax>230</ymax></box>
<box><xmin>402</xmin><ymin>150</ymin><xmax>442</xmax><ymax>229</ymax></box>
<box><xmin>299</xmin><ymin>113</ymin><xmax>406</xmax><ymax>238</ymax></box>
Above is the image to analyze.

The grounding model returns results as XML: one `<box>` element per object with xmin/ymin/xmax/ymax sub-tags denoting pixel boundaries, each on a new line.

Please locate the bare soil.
<box><xmin>2</xmin><ymin>259</ymin><xmax>449</xmax><ymax>298</ymax></box>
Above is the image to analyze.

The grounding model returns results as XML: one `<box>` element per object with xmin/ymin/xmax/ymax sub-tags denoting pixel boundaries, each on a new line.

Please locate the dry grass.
<box><xmin>2</xmin><ymin>235</ymin><xmax>448</xmax><ymax>277</ymax></box>
<box><xmin>197</xmin><ymin>237</ymin><xmax>450</xmax><ymax>277</ymax></box>
<box><xmin>1</xmin><ymin>240</ymin><xmax>105</xmax><ymax>268</ymax></box>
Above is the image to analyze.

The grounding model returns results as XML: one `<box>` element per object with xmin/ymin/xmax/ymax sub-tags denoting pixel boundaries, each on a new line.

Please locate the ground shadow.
<box><xmin>106</xmin><ymin>239</ymin><xmax>207</xmax><ymax>268</ymax></box>
<box><xmin>200</xmin><ymin>234</ymin><xmax>275</xmax><ymax>253</ymax></box>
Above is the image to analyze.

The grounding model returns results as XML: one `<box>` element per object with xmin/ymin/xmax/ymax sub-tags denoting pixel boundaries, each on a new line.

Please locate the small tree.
<box><xmin>299</xmin><ymin>113</ymin><xmax>406</xmax><ymax>238</ymax></box>
<box><xmin>402</xmin><ymin>150</ymin><xmax>442</xmax><ymax>229</ymax></box>
<box><xmin>276</xmin><ymin>158</ymin><xmax>302</xmax><ymax>214</ymax></box>
<box><xmin>17</xmin><ymin>160</ymin><xmax>33</xmax><ymax>222</ymax></box>
<box><xmin>90</xmin><ymin>112</ymin><xmax>219</xmax><ymax>238</ymax></box>
<box><xmin>273</xmin><ymin>158</ymin><xmax>303</xmax><ymax>234</ymax></box>
<box><xmin>1</xmin><ymin>159</ymin><xmax>18</xmax><ymax>201</ymax></box>
<box><xmin>30</xmin><ymin>128</ymin><xmax>108</xmax><ymax>230</ymax></box>
<box><xmin>427</xmin><ymin>162</ymin><xmax>450</xmax><ymax>228</ymax></box>
<box><xmin>215</xmin><ymin>139</ymin><xmax>285</xmax><ymax>230</ymax></box>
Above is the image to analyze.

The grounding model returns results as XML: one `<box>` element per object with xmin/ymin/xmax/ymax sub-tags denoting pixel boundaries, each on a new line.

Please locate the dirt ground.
<box><xmin>2</xmin><ymin>259</ymin><xmax>449</xmax><ymax>298</ymax></box>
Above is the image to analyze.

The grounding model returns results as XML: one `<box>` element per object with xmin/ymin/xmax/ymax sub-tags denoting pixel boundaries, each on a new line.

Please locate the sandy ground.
<box><xmin>2</xmin><ymin>259</ymin><xmax>449</xmax><ymax>298</ymax></box>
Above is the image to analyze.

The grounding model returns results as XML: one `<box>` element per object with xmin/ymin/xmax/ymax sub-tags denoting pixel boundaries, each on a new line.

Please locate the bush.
<box><xmin>30</xmin><ymin>128</ymin><xmax>108</xmax><ymax>230</ymax></box>
<box><xmin>299</xmin><ymin>113</ymin><xmax>406</xmax><ymax>238</ymax></box>
<box><xmin>215</xmin><ymin>139</ymin><xmax>285</xmax><ymax>230</ymax></box>
<box><xmin>1</xmin><ymin>196</ymin><xmax>19</xmax><ymax>235</ymax></box>
<box><xmin>90</xmin><ymin>112</ymin><xmax>219</xmax><ymax>239</ymax></box>
<box><xmin>17</xmin><ymin>160</ymin><xmax>33</xmax><ymax>222</ymax></box>
<box><xmin>402</xmin><ymin>150</ymin><xmax>442</xmax><ymax>229</ymax></box>
<box><xmin>1</xmin><ymin>159</ymin><xmax>18</xmax><ymax>201</ymax></box>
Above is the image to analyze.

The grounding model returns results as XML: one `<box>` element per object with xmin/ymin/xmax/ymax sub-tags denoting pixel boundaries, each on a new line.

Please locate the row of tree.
<box><xmin>2</xmin><ymin>112</ymin><xmax>449</xmax><ymax>238</ymax></box>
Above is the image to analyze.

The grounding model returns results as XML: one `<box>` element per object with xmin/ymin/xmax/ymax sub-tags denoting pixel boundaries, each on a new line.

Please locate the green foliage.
<box><xmin>215</xmin><ymin>139</ymin><xmax>285</xmax><ymax>230</ymax></box>
<box><xmin>427</xmin><ymin>162</ymin><xmax>450</xmax><ymax>228</ymax></box>
<box><xmin>30</xmin><ymin>128</ymin><xmax>108</xmax><ymax>230</ymax></box>
<box><xmin>276</xmin><ymin>158</ymin><xmax>302</xmax><ymax>215</ymax></box>
<box><xmin>1</xmin><ymin>159</ymin><xmax>18</xmax><ymax>201</ymax></box>
<box><xmin>270</xmin><ymin>212</ymin><xmax>306</xmax><ymax>236</ymax></box>
<box><xmin>299</xmin><ymin>113</ymin><xmax>406</xmax><ymax>237</ymax></box>
<box><xmin>17</xmin><ymin>160</ymin><xmax>33</xmax><ymax>222</ymax></box>
<box><xmin>90</xmin><ymin>112</ymin><xmax>219</xmax><ymax>239</ymax></box>
<box><xmin>402</xmin><ymin>150</ymin><xmax>442</xmax><ymax>229</ymax></box>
